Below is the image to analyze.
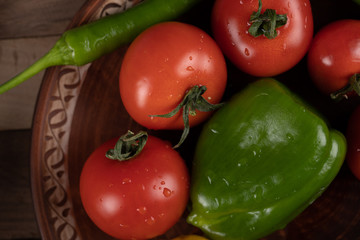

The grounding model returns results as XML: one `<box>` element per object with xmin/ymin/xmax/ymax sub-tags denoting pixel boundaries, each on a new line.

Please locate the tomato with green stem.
<box><xmin>119</xmin><ymin>21</ymin><xmax>227</xmax><ymax>148</ymax></box>
<box><xmin>211</xmin><ymin>0</ymin><xmax>313</xmax><ymax>77</ymax></box>
<box><xmin>307</xmin><ymin>19</ymin><xmax>360</xmax><ymax>100</ymax></box>
<box><xmin>80</xmin><ymin>131</ymin><xmax>190</xmax><ymax>239</ymax></box>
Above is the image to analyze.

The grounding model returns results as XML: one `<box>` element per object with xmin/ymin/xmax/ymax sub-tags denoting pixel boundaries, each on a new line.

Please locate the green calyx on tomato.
<box><xmin>119</xmin><ymin>21</ymin><xmax>227</xmax><ymax>146</ymax></box>
<box><xmin>105</xmin><ymin>130</ymin><xmax>148</xmax><ymax>161</ymax></box>
<box><xmin>150</xmin><ymin>85</ymin><xmax>225</xmax><ymax>149</ymax></box>
<box><xmin>249</xmin><ymin>0</ymin><xmax>288</xmax><ymax>39</ymax></box>
<box><xmin>330</xmin><ymin>73</ymin><xmax>360</xmax><ymax>101</ymax></box>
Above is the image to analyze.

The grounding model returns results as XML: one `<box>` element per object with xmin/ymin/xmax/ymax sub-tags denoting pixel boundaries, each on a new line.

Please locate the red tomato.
<box><xmin>346</xmin><ymin>106</ymin><xmax>360</xmax><ymax>181</ymax></box>
<box><xmin>119</xmin><ymin>21</ymin><xmax>227</xmax><ymax>130</ymax></box>
<box><xmin>307</xmin><ymin>19</ymin><xmax>360</xmax><ymax>96</ymax></box>
<box><xmin>80</xmin><ymin>133</ymin><xmax>190</xmax><ymax>239</ymax></box>
<box><xmin>211</xmin><ymin>0</ymin><xmax>313</xmax><ymax>77</ymax></box>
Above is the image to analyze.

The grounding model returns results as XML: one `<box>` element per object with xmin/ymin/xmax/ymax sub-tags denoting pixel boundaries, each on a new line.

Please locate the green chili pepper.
<box><xmin>187</xmin><ymin>78</ymin><xmax>346</xmax><ymax>240</ymax></box>
<box><xmin>0</xmin><ymin>0</ymin><xmax>202</xmax><ymax>94</ymax></box>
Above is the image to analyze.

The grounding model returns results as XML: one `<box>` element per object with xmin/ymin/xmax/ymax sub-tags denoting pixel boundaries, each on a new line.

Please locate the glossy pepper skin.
<box><xmin>187</xmin><ymin>79</ymin><xmax>346</xmax><ymax>240</ymax></box>
<box><xmin>0</xmin><ymin>0</ymin><xmax>202</xmax><ymax>94</ymax></box>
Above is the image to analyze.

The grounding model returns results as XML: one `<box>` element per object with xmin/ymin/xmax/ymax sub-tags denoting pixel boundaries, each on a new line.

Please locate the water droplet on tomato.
<box><xmin>244</xmin><ymin>48</ymin><xmax>250</xmax><ymax>56</ymax></box>
<box><xmin>136</xmin><ymin>206</ymin><xmax>147</xmax><ymax>215</ymax></box>
<box><xmin>189</xmin><ymin>56</ymin><xmax>193</xmax><ymax>60</ymax></box>
<box><xmin>160</xmin><ymin>181</ymin><xmax>165</xmax><ymax>185</ymax></box>
<box><xmin>145</xmin><ymin>216</ymin><xmax>156</xmax><ymax>225</ymax></box>
<box><xmin>122</xmin><ymin>178</ymin><xmax>132</xmax><ymax>184</ymax></box>
<box><xmin>283</xmin><ymin>43</ymin><xmax>287</xmax><ymax>50</ymax></box>
<box><xmin>119</xmin><ymin>223</ymin><xmax>129</xmax><ymax>228</ymax></box>
<box><xmin>199</xmin><ymin>34</ymin><xmax>205</xmax><ymax>43</ymax></box>
<box><xmin>163</xmin><ymin>188</ymin><xmax>172</xmax><ymax>197</ymax></box>
<box><xmin>186</xmin><ymin>66</ymin><xmax>195</xmax><ymax>71</ymax></box>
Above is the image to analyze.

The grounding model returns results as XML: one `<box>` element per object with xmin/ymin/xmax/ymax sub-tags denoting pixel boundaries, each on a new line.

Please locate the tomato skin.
<box><xmin>211</xmin><ymin>0</ymin><xmax>313</xmax><ymax>77</ymax></box>
<box><xmin>119</xmin><ymin>21</ymin><xmax>227</xmax><ymax>130</ymax></box>
<box><xmin>346</xmin><ymin>106</ymin><xmax>360</xmax><ymax>181</ymax></box>
<box><xmin>79</xmin><ymin>135</ymin><xmax>190</xmax><ymax>239</ymax></box>
<box><xmin>307</xmin><ymin>19</ymin><xmax>360</xmax><ymax>95</ymax></box>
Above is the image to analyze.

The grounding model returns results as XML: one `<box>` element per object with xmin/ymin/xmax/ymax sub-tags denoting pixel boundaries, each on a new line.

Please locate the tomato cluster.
<box><xmin>79</xmin><ymin>0</ymin><xmax>360</xmax><ymax>239</ymax></box>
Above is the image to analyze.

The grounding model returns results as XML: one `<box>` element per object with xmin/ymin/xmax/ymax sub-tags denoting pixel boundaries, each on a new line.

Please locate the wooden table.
<box><xmin>1</xmin><ymin>0</ymin><xmax>359</xmax><ymax>239</ymax></box>
<box><xmin>0</xmin><ymin>0</ymin><xmax>86</xmax><ymax>239</ymax></box>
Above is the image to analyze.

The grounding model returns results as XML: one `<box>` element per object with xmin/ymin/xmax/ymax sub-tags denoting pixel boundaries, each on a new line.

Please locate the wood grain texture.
<box><xmin>0</xmin><ymin>37</ymin><xmax>58</xmax><ymax>130</ymax></box>
<box><xmin>0</xmin><ymin>0</ymin><xmax>86</xmax><ymax>239</ymax></box>
<box><xmin>0</xmin><ymin>130</ymin><xmax>41</xmax><ymax>239</ymax></box>
<box><xmin>0</xmin><ymin>0</ymin><xmax>87</xmax><ymax>130</ymax></box>
<box><xmin>0</xmin><ymin>0</ymin><xmax>87</xmax><ymax>39</ymax></box>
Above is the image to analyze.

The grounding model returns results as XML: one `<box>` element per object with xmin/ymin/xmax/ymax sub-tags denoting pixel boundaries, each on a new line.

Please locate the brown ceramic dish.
<box><xmin>31</xmin><ymin>0</ymin><xmax>360</xmax><ymax>239</ymax></box>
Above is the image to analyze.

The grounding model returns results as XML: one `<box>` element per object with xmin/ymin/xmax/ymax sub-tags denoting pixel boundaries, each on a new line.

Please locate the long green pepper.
<box><xmin>0</xmin><ymin>0</ymin><xmax>202</xmax><ymax>94</ymax></box>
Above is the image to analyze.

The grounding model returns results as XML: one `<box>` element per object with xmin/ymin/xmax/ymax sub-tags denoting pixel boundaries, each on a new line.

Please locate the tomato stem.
<box><xmin>248</xmin><ymin>0</ymin><xmax>287</xmax><ymax>39</ymax></box>
<box><xmin>150</xmin><ymin>85</ymin><xmax>224</xmax><ymax>148</ymax></box>
<box><xmin>106</xmin><ymin>130</ymin><xmax>148</xmax><ymax>161</ymax></box>
<box><xmin>330</xmin><ymin>73</ymin><xmax>360</xmax><ymax>101</ymax></box>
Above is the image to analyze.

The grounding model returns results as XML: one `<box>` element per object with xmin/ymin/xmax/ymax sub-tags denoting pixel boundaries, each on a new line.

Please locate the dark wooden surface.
<box><xmin>0</xmin><ymin>0</ymin><xmax>87</xmax><ymax>131</ymax></box>
<box><xmin>0</xmin><ymin>130</ymin><xmax>40</xmax><ymax>240</ymax></box>
<box><xmin>1</xmin><ymin>0</ymin><xmax>359</xmax><ymax>240</ymax></box>
<box><xmin>0</xmin><ymin>0</ymin><xmax>86</xmax><ymax>239</ymax></box>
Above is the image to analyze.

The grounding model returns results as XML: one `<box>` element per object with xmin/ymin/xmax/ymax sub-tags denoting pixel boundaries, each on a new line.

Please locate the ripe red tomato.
<box><xmin>211</xmin><ymin>0</ymin><xmax>313</xmax><ymax>77</ymax></box>
<box><xmin>307</xmin><ymin>19</ymin><xmax>360</xmax><ymax>97</ymax></box>
<box><xmin>119</xmin><ymin>21</ymin><xmax>227</xmax><ymax>130</ymax></box>
<box><xmin>346</xmin><ymin>106</ymin><xmax>360</xmax><ymax>181</ymax></box>
<box><xmin>80</xmin><ymin>132</ymin><xmax>190</xmax><ymax>239</ymax></box>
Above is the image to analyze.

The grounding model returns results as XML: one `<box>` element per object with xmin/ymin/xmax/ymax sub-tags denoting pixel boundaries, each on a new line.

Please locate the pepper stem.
<box><xmin>248</xmin><ymin>0</ymin><xmax>288</xmax><ymax>39</ymax></box>
<box><xmin>106</xmin><ymin>130</ymin><xmax>148</xmax><ymax>161</ymax></box>
<box><xmin>330</xmin><ymin>73</ymin><xmax>360</xmax><ymax>101</ymax></box>
<box><xmin>150</xmin><ymin>85</ymin><xmax>224</xmax><ymax>148</ymax></box>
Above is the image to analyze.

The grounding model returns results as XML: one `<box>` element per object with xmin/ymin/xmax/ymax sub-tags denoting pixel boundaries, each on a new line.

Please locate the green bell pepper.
<box><xmin>187</xmin><ymin>78</ymin><xmax>346</xmax><ymax>240</ymax></box>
